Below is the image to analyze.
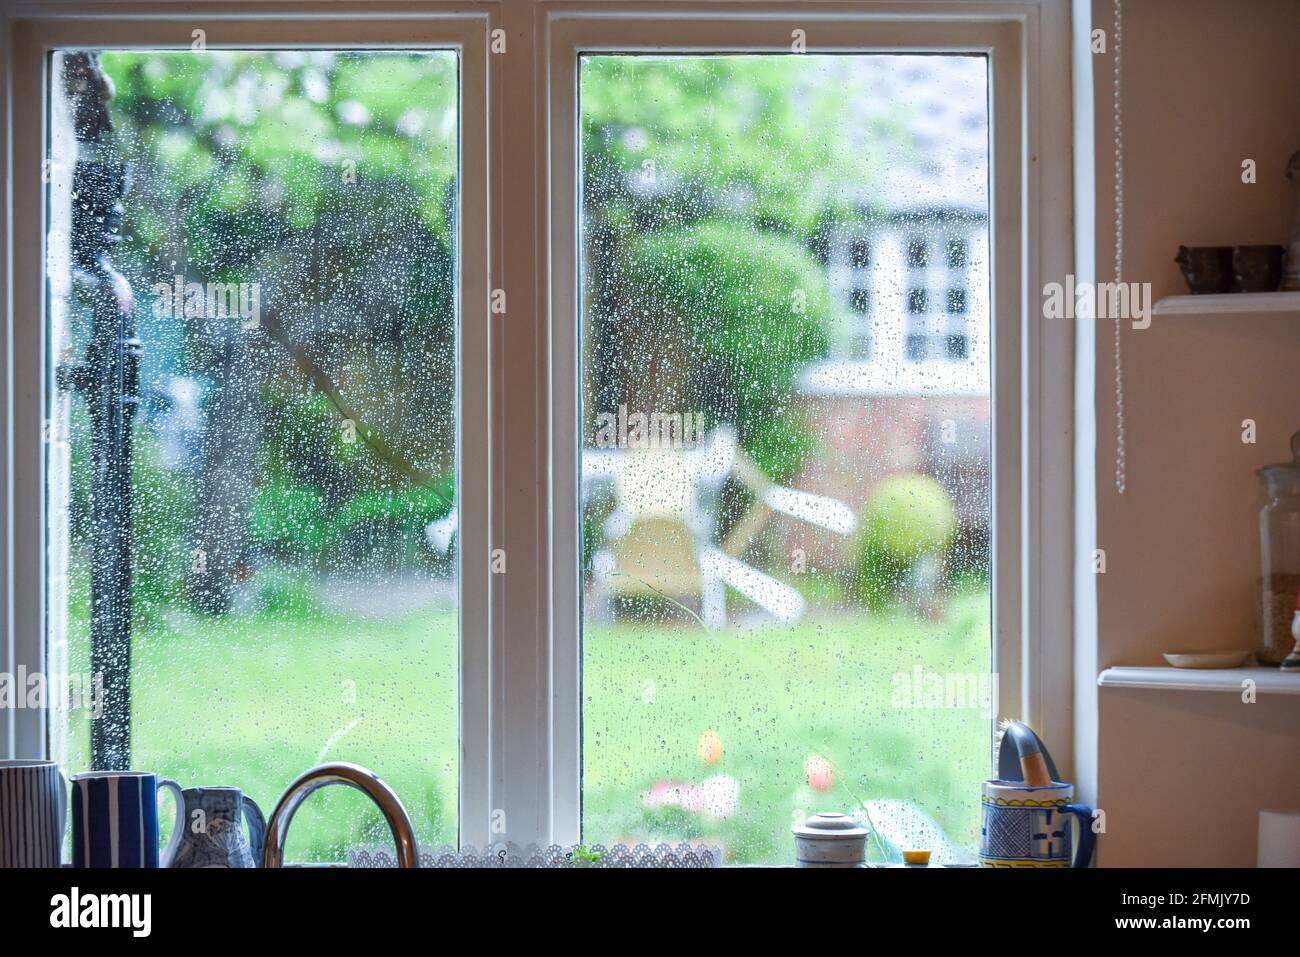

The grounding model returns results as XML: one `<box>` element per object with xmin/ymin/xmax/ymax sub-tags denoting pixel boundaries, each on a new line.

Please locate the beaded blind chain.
<box><xmin>1113</xmin><ymin>0</ymin><xmax>1126</xmax><ymax>494</ymax></box>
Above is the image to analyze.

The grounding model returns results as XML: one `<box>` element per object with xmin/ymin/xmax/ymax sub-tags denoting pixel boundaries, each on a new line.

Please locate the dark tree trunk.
<box><xmin>60</xmin><ymin>52</ymin><xmax>140</xmax><ymax>770</ymax></box>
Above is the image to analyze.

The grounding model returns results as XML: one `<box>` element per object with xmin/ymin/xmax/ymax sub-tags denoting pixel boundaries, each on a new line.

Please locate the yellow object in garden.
<box><xmin>697</xmin><ymin>729</ymin><xmax>723</xmax><ymax>766</ymax></box>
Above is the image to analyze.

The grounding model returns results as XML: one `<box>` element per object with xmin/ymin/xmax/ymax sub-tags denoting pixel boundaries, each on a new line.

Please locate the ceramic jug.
<box><xmin>980</xmin><ymin>780</ymin><xmax>1094</xmax><ymax>868</ymax></box>
<box><xmin>159</xmin><ymin>781</ymin><xmax>266</xmax><ymax>868</ymax></box>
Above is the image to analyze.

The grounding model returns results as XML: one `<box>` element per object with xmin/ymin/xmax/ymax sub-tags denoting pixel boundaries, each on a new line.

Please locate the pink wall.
<box><xmin>1088</xmin><ymin>0</ymin><xmax>1300</xmax><ymax>866</ymax></box>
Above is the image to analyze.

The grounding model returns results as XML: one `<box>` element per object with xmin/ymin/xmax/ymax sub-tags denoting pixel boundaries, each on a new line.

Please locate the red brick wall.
<box><xmin>769</xmin><ymin>394</ymin><xmax>991</xmax><ymax>572</ymax></box>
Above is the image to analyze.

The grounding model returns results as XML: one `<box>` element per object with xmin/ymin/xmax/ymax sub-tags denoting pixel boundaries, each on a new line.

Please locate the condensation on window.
<box><xmin>45</xmin><ymin>50</ymin><xmax>459</xmax><ymax>861</ymax></box>
<box><xmin>579</xmin><ymin>54</ymin><xmax>992</xmax><ymax>865</ymax></box>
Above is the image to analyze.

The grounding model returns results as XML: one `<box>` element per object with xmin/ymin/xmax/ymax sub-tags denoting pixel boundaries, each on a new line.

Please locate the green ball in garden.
<box><xmin>863</xmin><ymin>474</ymin><xmax>956</xmax><ymax>559</ymax></box>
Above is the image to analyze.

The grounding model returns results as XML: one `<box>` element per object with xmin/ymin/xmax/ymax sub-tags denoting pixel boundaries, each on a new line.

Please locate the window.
<box><xmin>945</xmin><ymin>287</ymin><xmax>971</xmax><ymax>361</ymax></box>
<box><xmin>849</xmin><ymin>237</ymin><xmax>872</xmax><ymax>270</ymax></box>
<box><xmin>44</xmin><ymin>48</ymin><xmax>464</xmax><ymax>861</ymax></box>
<box><xmin>10</xmin><ymin>10</ymin><xmax>488</xmax><ymax>859</ymax></box>
<box><xmin>5</xmin><ymin>2</ymin><xmax>1074</xmax><ymax>863</ymax></box>
<box><xmin>906</xmin><ymin>238</ymin><xmax>929</xmax><ymax>268</ymax></box>
<box><xmin>578</xmin><ymin>51</ymin><xmax>992</xmax><ymax>864</ymax></box>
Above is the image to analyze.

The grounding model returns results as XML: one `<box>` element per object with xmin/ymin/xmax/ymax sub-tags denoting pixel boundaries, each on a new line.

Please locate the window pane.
<box><xmin>907</xmin><ymin>238</ymin><xmax>929</xmax><ymax>268</ymax></box>
<box><xmin>46</xmin><ymin>50</ymin><xmax>459</xmax><ymax>861</ymax></box>
<box><xmin>849</xmin><ymin>286</ymin><xmax>871</xmax><ymax>314</ymax></box>
<box><xmin>580</xmin><ymin>54</ymin><xmax>991</xmax><ymax>865</ymax></box>
<box><xmin>849</xmin><ymin>238</ymin><xmax>872</xmax><ymax>270</ymax></box>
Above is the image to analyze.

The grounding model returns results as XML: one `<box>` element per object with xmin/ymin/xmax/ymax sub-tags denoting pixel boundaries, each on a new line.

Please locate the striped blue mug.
<box><xmin>0</xmin><ymin>760</ymin><xmax>68</xmax><ymax>867</ymax></box>
<box><xmin>70</xmin><ymin>771</ymin><xmax>170</xmax><ymax>868</ymax></box>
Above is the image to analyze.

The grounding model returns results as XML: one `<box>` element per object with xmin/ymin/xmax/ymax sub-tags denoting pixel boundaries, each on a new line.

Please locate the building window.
<box><xmin>849</xmin><ymin>237</ymin><xmax>872</xmax><ymax>269</ymax></box>
<box><xmin>906</xmin><ymin>238</ymin><xmax>929</xmax><ymax>268</ymax></box>
<box><xmin>907</xmin><ymin>287</ymin><xmax>929</xmax><ymax>313</ymax></box>
<box><xmin>905</xmin><ymin>333</ymin><xmax>929</xmax><ymax>361</ymax></box>
<box><xmin>849</xmin><ymin>286</ymin><xmax>871</xmax><ymax>313</ymax></box>
<box><xmin>946</xmin><ymin>238</ymin><xmax>969</xmax><ymax>268</ymax></box>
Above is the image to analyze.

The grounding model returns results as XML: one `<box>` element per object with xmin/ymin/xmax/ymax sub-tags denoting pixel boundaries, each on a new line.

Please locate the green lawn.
<box><xmin>61</xmin><ymin>581</ymin><xmax>460</xmax><ymax>862</ymax></box>
<box><xmin>583</xmin><ymin>592</ymin><xmax>992</xmax><ymax>863</ymax></box>
<box><xmin>61</xmin><ymin>578</ymin><xmax>990</xmax><ymax>865</ymax></box>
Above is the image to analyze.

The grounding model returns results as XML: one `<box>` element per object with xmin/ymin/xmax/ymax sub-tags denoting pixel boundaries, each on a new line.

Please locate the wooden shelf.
<box><xmin>1152</xmin><ymin>291</ymin><xmax>1300</xmax><ymax>316</ymax></box>
<box><xmin>1098</xmin><ymin>665</ymin><xmax>1300</xmax><ymax>694</ymax></box>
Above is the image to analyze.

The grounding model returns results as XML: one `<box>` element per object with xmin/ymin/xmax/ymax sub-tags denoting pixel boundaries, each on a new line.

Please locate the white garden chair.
<box><xmin>584</xmin><ymin>425</ymin><xmax>855</xmax><ymax>628</ymax></box>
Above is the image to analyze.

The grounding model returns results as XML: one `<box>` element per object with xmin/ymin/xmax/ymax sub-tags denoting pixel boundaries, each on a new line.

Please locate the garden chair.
<box><xmin>586</xmin><ymin>426</ymin><xmax>856</xmax><ymax>628</ymax></box>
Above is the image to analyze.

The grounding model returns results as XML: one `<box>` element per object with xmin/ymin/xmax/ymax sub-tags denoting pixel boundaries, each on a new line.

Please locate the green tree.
<box><xmin>97</xmin><ymin>51</ymin><xmax>459</xmax><ymax>605</ymax></box>
<box><xmin>580</xmin><ymin>55</ymin><xmax>908</xmax><ymax>480</ymax></box>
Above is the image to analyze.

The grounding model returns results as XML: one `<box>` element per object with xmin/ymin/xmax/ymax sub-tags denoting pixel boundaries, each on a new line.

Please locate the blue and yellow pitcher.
<box><xmin>980</xmin><ymin>780</ymin><xmax>1094</xmax><ymax>868</ymax></box>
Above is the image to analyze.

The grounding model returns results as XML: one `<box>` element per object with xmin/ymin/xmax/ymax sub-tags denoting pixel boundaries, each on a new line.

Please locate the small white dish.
<box><xmin>1163</xmin><ymin>651</ymin><xmax>1251</xmax><ymax>669</ymax></box>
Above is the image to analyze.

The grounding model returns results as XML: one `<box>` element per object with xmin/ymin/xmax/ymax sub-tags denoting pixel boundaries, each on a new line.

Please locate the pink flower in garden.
<box><xmin>644</xmin><ymin>780</ymin><xmax>687</xmax><ymax>809</ymax></box>
<box><xmin>804</xmin><ymin>755</ymin><xmax>835</xmax><ymax>792</ymax></box>
<box><xmin>643</xmin><ymin>775</ymin><xmax>739</xmax><ymax>819</ymax></box>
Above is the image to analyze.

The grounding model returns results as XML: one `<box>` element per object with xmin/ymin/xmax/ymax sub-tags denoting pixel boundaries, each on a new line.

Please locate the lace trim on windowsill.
<box><xmin>347</xmin><ymin>841</ymin><xmax>723</xmax><ymax>868</ymax></box>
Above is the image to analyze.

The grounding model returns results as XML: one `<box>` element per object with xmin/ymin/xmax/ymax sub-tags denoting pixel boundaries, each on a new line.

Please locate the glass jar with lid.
<box><xmin>1257</xmin><ymin>430</ymin><xmax>1300</xmax><ymax>665</ymax></box>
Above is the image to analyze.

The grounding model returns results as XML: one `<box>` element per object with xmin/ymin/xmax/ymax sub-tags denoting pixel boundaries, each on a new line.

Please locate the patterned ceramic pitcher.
<box><xmin>980</xmin><ymin>780</ymin><xmax>1095</xmax><ymax>868</ymax></box>
<box><xmin>159</xmin><ymin>781</ymin><xmax>266</xmax><ymax>868</ymax></box>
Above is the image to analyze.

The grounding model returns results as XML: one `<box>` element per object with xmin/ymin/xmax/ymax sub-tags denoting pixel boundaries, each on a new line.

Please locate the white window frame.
<box><xmin>544</xmin><ymin>1</ymin><xmax>1075</xmax><ymax>845</ymax></box>
<box><xmin>0</xmin><ymin>2</ymin><xmax>494</xmax><ymax>847</ymax></box>
<box><xmin>2</xmin><ymin>0</ymin><xmax>1074</xmax><ymax>856</ymax></box>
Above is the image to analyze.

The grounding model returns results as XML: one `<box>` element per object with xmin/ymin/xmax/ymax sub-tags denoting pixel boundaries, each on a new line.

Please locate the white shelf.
<box><xmin>1153</xmin><ymin>291</ymin><xmax>1300</xmax><ymax>316</ymax></box>
<box><xmin>1098</xmin><ymin>665</ymin><xmax>1300</xmax><ymax>694</ymax></box>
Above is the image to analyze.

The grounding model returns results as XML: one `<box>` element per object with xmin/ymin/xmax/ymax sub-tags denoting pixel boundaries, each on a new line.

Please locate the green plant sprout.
<box><xmin>570</xmin><ymin>844</ymin><xmax>603</xmax><ymax>866</ymax></box>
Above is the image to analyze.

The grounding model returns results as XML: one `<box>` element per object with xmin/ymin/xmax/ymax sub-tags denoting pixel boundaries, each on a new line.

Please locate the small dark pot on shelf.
<box><xmin>1232</xmin><ymin>245</ymin><xmax>1286</xmax><ymax>292</ymax></box>
<box><xmin>1175</xmin><ymin>245</ymin><xmax>1234</xmax><ymax>294</ymax></box>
